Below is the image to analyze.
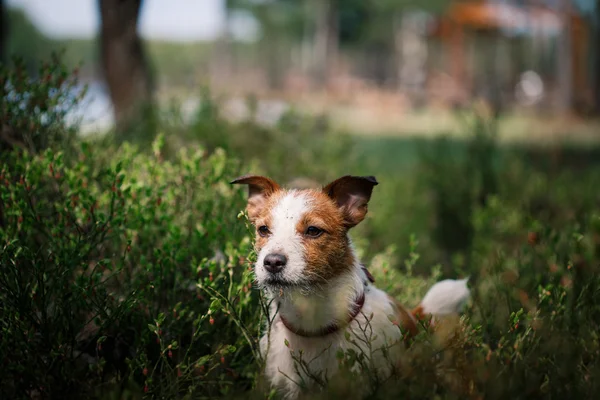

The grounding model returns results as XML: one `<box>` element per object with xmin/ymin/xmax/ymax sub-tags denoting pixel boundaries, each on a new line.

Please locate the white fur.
<box><xmin>255</xmin><ymin>191</ymin><xmax>312</xmax><ymax>287</ymax></box>
<box><xmin>420</xmin><ymin>278</ymin><xmax>470</xmax><ymax>316</ymax></box>
<box><xmin>260</xmin><ymin>261</ymin><xmax>405</xmax><ymax>399</ymax></box>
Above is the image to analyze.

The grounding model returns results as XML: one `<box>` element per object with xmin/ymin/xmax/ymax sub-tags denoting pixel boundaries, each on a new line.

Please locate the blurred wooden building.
<box><xmin>428</xmin><ymin>0</ymin><xmax>592</xmax><ymax>112</ymax></box>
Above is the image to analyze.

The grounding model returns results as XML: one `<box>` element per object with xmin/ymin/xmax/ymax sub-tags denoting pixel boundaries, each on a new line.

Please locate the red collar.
<box><xmin>279</xmin><ymin>291</ymin><xmax>366</xmax><ymax>338</ymax></box>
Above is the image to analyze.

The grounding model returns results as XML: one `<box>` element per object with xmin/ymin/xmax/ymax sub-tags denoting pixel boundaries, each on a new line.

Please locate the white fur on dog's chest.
<box><xmin>260</xmin><ymin>285</ymin><xmax>405</xmax><ymax>398</ymax></box>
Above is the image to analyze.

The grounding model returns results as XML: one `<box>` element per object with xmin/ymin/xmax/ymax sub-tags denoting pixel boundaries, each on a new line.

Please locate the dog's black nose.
<box><xmin>263</xmin><ymin>253</ymin><xmax>287</xmax><ymax>274</ymax></box>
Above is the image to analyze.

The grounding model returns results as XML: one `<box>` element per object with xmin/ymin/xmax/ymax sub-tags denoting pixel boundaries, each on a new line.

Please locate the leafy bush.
<box><xmin>292</xmin><ymin>197</ymin><xmax>600</xmax><ymax>400</ymax></box>
<box><xmin>3</xmin><ymin>55</ymin><xmax>600</xmax><ymax>399</ymax></box>
<box><xmin>1</xmin><ymin>53</ymin><xmax>84</xmax><ymax>155</ymax></box>
<box><xmin>0</xmin><ymin>133</ymin><xmax>265</xmax><ymax>398</ymax></box>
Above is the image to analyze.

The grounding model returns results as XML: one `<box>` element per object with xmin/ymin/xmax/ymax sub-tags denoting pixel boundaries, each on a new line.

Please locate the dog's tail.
<box><xmin>411</xmin><ymin>277</ymin><xmax>470</xmax><ymax>321</ymax></box>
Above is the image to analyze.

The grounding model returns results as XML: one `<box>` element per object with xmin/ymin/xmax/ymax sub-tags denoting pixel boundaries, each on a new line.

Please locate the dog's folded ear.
<box><xmin>231</xmin><ymin>175</ymin><xmax>281</xmax><ymax>222</ymax></box>
<box><xmin>323</xmin><ymin>175</ymin><xmax>378</xmax><ymax>228</ymax></box>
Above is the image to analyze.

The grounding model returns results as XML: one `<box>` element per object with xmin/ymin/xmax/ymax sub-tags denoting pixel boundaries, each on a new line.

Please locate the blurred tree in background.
<box><xmin>98</xmin><ymin>0</ymin><xmax>155</xmax><ymax>136</ymax></box>
<box><xmin>595</xmin><ymin>0</ymin><xmax>600</xmax><ymax>114</ymax></box>
<box><xmin>4</xmin><ymin>0</ymin><xmax>600</xmax><ymax>116</ymax></box>
<box><xmin>225</xmin><ymin>0</ymin><xmax>307</xmax><ymax>89</ymax></box>
<box><xmin>311</xmin><ymin>0</ymin><xmax>338</xmax><ymax>85</ymax></box>
<box><xmin>225</xmin><ymin>0</ymin><xmax>450</xmax><ymax>91</ymax></box>
<box><xmin>0</xmin><ymin>0</ymin><xmax>6</xmax><ymax>64</ymax></box>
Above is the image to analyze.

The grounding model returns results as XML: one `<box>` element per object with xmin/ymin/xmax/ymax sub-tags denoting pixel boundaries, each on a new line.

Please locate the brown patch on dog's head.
<box><xmin>231</xmin><ymin>174</ymin><xmax>281</xmax><ymax>222</ymax></box>
<box><xmin>232</xmin><ymin>174</ymin><xmax>379</xmax><ymax>287</ymax></box>
<box><xmin>294</xmin><ymin>189</ymin><xmax>355</xmax><ymax>281</ymax></box>
<box><xmin>289</xmin><ymin>175</ymin><xmax>378</xmax><ymax>282</ymax></box>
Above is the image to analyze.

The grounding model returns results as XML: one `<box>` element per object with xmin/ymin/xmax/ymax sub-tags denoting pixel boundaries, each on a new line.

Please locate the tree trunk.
<box><xmin>393</xmin><ymin>12</ymin><xmax>403</xmax><ymax>92</ymax></box>
<box><xmin>301</xmin><ymin>0</ymin><xmax>313</xmax><ymax>75</ymax></box>
<box><xmin>212</xmin><ymin>2</ymin><xmax>233</xmax><ymax>88</ymax></box>
<box><xmin>594</xmin><ymin>1</ymin><xmax>600</xmax><ymax>114</ymax></box>
<box><xmin>98</xmin><ymin>0</ymin><xmax>154</xmax><ymax>135</ymax></box>
<box><xmin>254</xmin><ymin>6</ymin><xmax>284</xmax><ymax>91</ymax></box>
<box><xmin>1</xmin><ymin>0</ymin><xmax>7</xmax><ymax>64</ymax></box>
<box><xmin>264</xmin><ymin>33</ymin><xmax>285</xmax><ymax>91</ymax></box>
<box><xmin>312</xmin><ymin>0</ymin><xmax>338</xmax><ymax>87</ymax></box>
<box><xmin>556</xmin><ymin>0</ymin><xmax>572</xmax><ymax>114</ymax></box>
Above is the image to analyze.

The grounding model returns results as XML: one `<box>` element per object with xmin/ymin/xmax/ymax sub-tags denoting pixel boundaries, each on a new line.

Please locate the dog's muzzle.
<box><xmin>263</xmin><ymin>253</ymin><xmax>287</xmax><ymax>274</ymax></box>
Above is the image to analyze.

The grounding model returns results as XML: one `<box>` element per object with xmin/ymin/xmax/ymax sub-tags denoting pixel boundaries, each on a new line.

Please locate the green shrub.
<box><xmin>301</xmin><ymin>199</ymin><xmax>600</xmax><ymax>400</ymax></box>
<box><xmin>0</xmin><ymin>53</ymin><xmax>84</xmax><ymax>155</ymax></box>
<box><xmin>0</xmin><ymin>136</ymin><xmax>265</xmax><ymax>398</ymax></box>
<box><xmin>3</xmin><ymin>55</ymin><xmax>600</xmax><ymax>399</ymax></box>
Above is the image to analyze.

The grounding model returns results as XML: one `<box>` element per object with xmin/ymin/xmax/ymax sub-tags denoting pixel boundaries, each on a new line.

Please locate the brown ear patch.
<box><xmin>231</xmin><ymin>175</ymin><xmax>281</xmax><ymax>222</ymax></box>
<box><xmin>322</xmin><ymin>175</ymin><xmax>378</xmax><ymax>228</ymax></box>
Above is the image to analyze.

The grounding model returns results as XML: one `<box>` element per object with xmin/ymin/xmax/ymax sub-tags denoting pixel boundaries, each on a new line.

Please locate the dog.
<box><xmin>231</xmin><ymin>174</ymin><xmax>470</xmax><ymax>398</ymax></box>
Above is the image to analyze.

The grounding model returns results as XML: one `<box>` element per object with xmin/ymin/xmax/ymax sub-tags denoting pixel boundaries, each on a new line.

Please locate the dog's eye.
<box><xmin>305</xmin><ymin>226</ymin><xmax>323</xmax><ymax>238</ymax></box>
<box><xmin>258</xmin><ymin>225</ymin><xmax>271</xmax><ymax>237</ymax></box>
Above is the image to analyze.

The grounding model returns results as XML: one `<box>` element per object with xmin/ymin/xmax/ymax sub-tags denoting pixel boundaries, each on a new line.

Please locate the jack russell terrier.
<box><xmin>232</xmin><ymin>174</ymin><xmax>470</xmax><ymax>398</ymax></box>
